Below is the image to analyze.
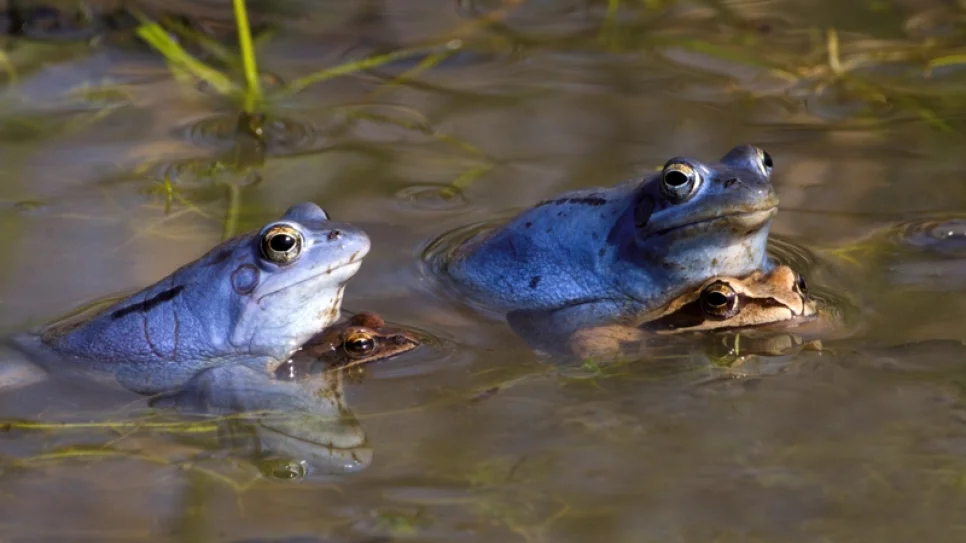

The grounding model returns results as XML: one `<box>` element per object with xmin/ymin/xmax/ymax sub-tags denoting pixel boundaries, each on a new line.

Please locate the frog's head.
<box><xmin>612</xmin><ymin>145</ymin><xmax>779</xmax><ymax>298</ymax></box>
<box><xmin>214</xmin><ymin>202</ymin><xmax>371</xmax><ymax>362</ymax></box>
<box><xmin>641</xmin><ymin>265</ymin><xmax>816</xmax><ymax>334</ymax></box>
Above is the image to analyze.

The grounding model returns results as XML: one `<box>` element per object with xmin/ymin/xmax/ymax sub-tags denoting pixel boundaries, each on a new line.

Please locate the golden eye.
<box><xmin>700</xmin><ymin>281</ymin><xmax>740</xmax><ymax>318</ymax></box>
<box><xmin>755</xmin><ymin>147</ymin><xmax>774</xmax><ymax>174</ymax></box>
<box><xmin>260</xmin><ymin>224</ymin><xmax>303</xmax><ymax>265</ymax></box>
<box><xmin>660</xmin><ymin>162</ymin><xmax>702</xmax><ymax>203</ymax></box>
<box><xmin>343</xmin><ymin>331</ymin><xmax>376</xmax><ymax>358</ymax></box>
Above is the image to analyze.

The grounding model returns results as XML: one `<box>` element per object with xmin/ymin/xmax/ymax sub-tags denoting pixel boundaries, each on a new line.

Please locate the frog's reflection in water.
<box><xmin>153</xmin><ymin>361</ymin><xmax>372</xmax><ymax>478</ymax></box>
<box><xmin>150</xmin><ymin>313</ymin><xmax>423</xmax><ymax>479</ymax></box>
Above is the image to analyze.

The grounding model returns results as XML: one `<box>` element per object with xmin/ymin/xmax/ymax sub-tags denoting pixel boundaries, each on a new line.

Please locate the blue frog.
<box><xmin>5</xmin><ymin>202</ymin><xmax>370</xmax><ymax>395</ymax></box>
<box><xmin>441</xmin><ymin>145</ymin><xmax>779</xmax><ymax>333</ymax></box>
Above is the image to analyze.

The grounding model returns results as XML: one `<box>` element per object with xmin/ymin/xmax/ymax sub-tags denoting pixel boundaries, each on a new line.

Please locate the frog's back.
<box><xmin>447</xmin><ymin>184</ymin><xmax>639</xmax><ymax>312</ymax></box>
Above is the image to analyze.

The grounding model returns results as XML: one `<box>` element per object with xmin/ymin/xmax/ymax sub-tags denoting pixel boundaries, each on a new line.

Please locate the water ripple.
<box><xmin>890</xmin><ymin>216</ymin><xmax>966</xmax><ymax>258</ymax></box>
<box><xmin>393</xmin><ymin>185</ymin><xmax>469</xmax><ymax>213</ymax></box>
<box><xmin>177</xmin><ymin>112</ymin><xmax>322</xmax><ymax>156</ymax></box>
<box><xmin>153</xmin><ymin>158</ymin><xmax>263</xmax><ymax>190</ymax></box>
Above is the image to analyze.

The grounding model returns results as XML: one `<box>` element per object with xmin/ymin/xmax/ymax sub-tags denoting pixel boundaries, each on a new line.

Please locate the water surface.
<box><xmin>3</xmin><ymin>0</ymin><xmax>966</xmax><ymax>541</ymax></box>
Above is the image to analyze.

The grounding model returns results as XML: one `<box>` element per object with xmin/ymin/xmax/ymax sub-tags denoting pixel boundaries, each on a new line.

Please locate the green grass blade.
<box><xmin>233</xmin><ymin>0</ymin><xmax>262</xmax><ymax>111</ymax></box>
<box><xmin>279</xmin><ymin>44</ymin><xmax>456</xmax><ymax>97</ymax></box>
<box><xmin>133</xmin><ymin>15</ymin><xmax>236</xmax><ymax>96</ymax></box>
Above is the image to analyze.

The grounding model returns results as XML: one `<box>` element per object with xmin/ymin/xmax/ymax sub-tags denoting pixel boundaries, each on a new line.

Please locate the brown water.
<box><xmin>3</xmin><ymin>0</ymin><xmax>966</xmax><ymax>541</ymax></box>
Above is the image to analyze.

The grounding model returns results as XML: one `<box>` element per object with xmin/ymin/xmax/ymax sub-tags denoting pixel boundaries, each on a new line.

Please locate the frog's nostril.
<box><xmin>327</xmin><ymin>230</ymin><xmax>342</xmax><ymax>241</ymax></box>
<box><xmin>724</xmin><ymin>177</ymin><xmax>739</xmax><ymax>188</ymax></box>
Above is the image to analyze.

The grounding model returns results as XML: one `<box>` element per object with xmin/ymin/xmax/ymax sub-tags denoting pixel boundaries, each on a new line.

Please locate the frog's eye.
<box><xmin>260</xmin><ymin>224</ymin><xmax>303</xmax><ymax>265</ymax></box>
<box><xmin>660</xmin><ymin>162</ymin><xmax>702</xmax><ymax>203</ymax></box>
<box><xmin>755</xmin><ymin>147</ymin><xmax>774</xmax><ymax>176</ymax></box>
<box><xmin>794</xmin><ymin>273</ymin><xmax>809</xmax><ymax>296</ymax></box>
<box><xmin>700</xmin><ymin>281</ymin><xmax>740</xmax><ymax>318</ymax></box>
<box><xmin>344</xmin><ymin>331</ymin><xmax>376</xmax><ymax>358</ymax></box>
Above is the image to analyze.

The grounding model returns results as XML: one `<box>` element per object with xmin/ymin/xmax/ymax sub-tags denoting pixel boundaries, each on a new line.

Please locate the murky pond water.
<box><xmin>3</xmin><ymin>0</ymin><xmax>966</xmax><ymax>541</ymax></box>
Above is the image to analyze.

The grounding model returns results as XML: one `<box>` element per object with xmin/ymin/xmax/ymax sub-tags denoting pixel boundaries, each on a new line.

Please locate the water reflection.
<box><xmin>154</xmin><ymin>363</ymin><xmax>373</xmax><ymax>477</ymax></box>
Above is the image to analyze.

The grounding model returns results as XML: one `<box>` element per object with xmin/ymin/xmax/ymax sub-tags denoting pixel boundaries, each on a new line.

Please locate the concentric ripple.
<box><xmin>766</xmin><ymin>235</ymin><xmax>821</xmax><ymax>273</ymax></box>
<box><xmin>890</xmin><ymin>216</ymin><xmax>966</xmax><ymax>257</ymax></box>
<box><xmin>153</xmin><ymin>158</ymin><xmax>264</xmax><ymax>191</ymax></box>
<box><xmin>393</xmin><ymin>185</ymin><xmax>469</xmax><ymax>213</ymax></box>
<box><xmin>177</xmin><ymin>113</ymin><xmax>321</xmax><ymax>156</ymax></box>
<box><xmin>802</xmin><ymin>80</ymin><xmax>899</xmax><ymax>123</ymax></box>
<box><xmin>876</xmin><ymin>216</ymin><xmax>966</xmax><ymax>290</ymax></box>
<box><xmin>419</xmin><ymin>217</ymin><xmax>499</xmax><ymax>299</ymax></box>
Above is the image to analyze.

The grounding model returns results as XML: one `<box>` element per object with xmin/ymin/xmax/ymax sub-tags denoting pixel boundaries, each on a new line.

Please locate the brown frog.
<box><xmin>276</xmin><ymin>312</ymin><xmax>421</xmax><ymax>381</ymax></box>
<box><xmin>569</xmin><ymin>265</ymin><xmax>834</xmax><ymax>362</ymax></box>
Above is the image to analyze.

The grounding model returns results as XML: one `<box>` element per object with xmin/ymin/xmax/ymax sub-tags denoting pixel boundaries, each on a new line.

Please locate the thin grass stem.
<box><xmin>233</xmin><ymin>0</ymin><xmax>262</xmax><ymax>112</ymax></box>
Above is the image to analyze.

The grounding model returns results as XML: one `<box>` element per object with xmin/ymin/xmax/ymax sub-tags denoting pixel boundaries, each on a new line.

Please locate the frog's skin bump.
<box><xmin>10</xmin><ymin>202</ymin><xmax>370</xmax><ymax>395</ymax></box>
<box><xmin>446</xmin><ymin>145</ymin><xmax>779</xmax><ymax>324</ymax></box>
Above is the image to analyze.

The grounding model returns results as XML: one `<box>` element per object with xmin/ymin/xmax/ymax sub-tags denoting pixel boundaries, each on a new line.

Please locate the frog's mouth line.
<box><xmin>256</xmin><ymin>259</ymin><xmax>363</xmax><ymax>301</ymax></box>
<box><xmin>653</xmin><ymin>207</ymin><xmax>778</xmax><ymax>237</ymax></box>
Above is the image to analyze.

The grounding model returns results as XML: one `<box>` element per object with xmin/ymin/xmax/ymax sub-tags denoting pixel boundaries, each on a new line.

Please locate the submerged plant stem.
<box><xmin>222</xmin><ymin>182</ymin><xmax>241</xmax><ymax>241</ymax></box>
<box><xmin>279</xmin><ymin>46</ymin><xmax>449</xmax><ymax>96</ymax></box>
<box><xmin>826</xmin><ymin>28</ymin><xmax>843</xmax><ymax>76</ymax></box>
